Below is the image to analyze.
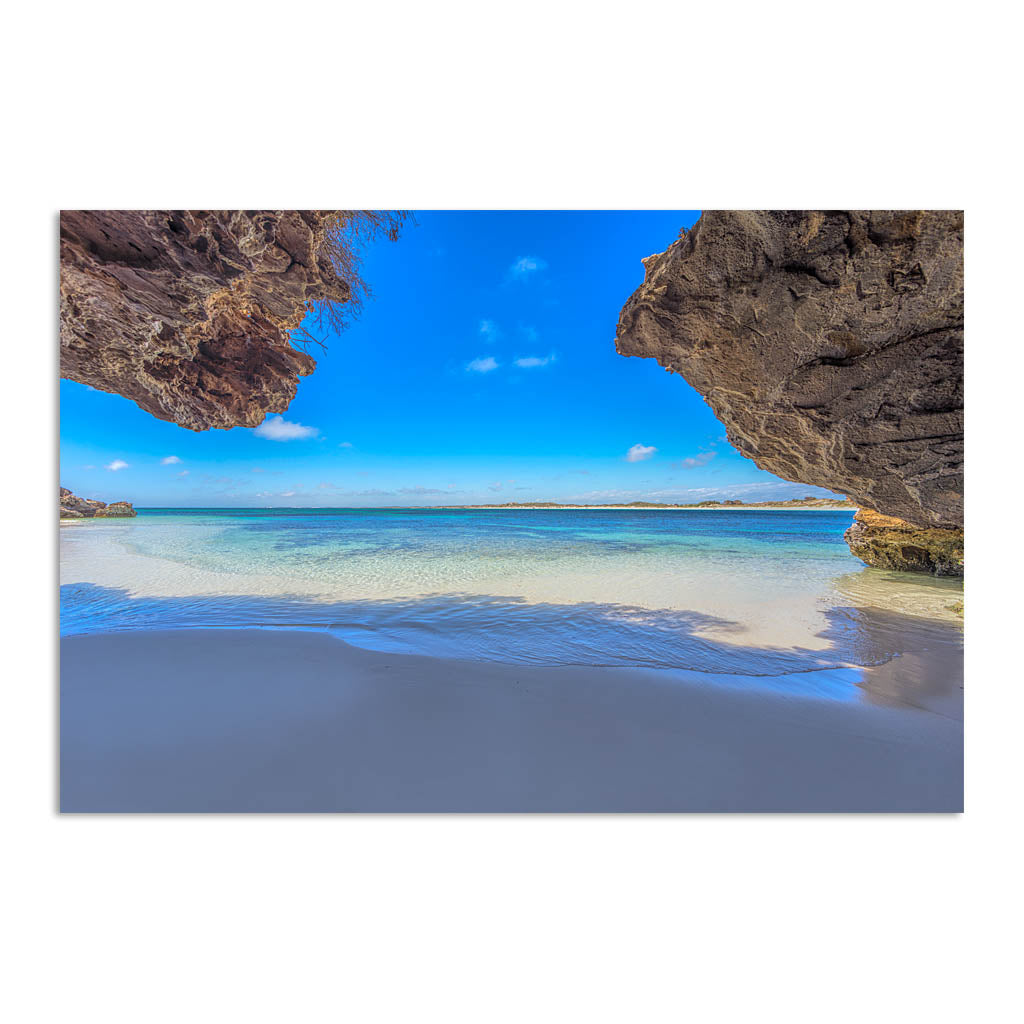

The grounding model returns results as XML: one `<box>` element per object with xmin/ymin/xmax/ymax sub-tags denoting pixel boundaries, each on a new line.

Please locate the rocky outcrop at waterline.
<box><xmin>615</xmin><ymin>211</ymin><xmax>964</xmax><ymax>533</ymax></box>
<box><xmin>60</xmin><ymin>211</ymin><xmax>403</xmax><ymax>432</ymax></box>
<box><xmin>844</xmin><ymin>509</ymin><xmax>963</xmax><ymax>576</ymax></box>
<box><xmin>60</xmin><ymin>487</ymin><xmax>136</xmax><ymax>519</ymax></box>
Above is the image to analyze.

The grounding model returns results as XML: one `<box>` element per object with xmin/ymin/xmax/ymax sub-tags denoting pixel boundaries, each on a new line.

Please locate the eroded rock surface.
<box><xmin>60</xmin><ymin>211</ymin><xmax>351</xmax><ymax>431</ymax></box>
<box><xmin>615</xmin><ymin>211</ymin><xmax>963</xmax><ymax>529</ymax></box>
<box><xmin>844</xmin><ymin>509</ymin><xmax>963</xmax><ymax>576</ymax></box>
<box><xmin>60</xmin><ymin>487</ymin><xmax>136</xmax><ymax>519</ymax></box>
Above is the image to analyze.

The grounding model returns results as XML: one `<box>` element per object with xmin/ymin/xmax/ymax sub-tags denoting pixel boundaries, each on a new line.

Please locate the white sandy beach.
<box><xmin>61</xmin><ymin>628</ymin><xmax>962</xmax><ymax>812</ymax></box>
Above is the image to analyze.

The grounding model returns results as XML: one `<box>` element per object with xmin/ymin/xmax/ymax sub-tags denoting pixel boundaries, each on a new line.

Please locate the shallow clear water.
<box><xmin>60</xmin><ymin>508</ymin><xmax>963</xmax><ymax>684</ymax></box>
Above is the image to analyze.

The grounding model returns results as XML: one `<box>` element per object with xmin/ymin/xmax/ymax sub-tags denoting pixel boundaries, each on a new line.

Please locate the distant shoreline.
<box><xmin>65</xmin><ymin>500</ymin><xmax>857</xmax><ymax>517</ymax></box>
<box><xmin>427</xmin><ymin>500</ymin><xmax>856</xmax><ymax>512</ymax></box>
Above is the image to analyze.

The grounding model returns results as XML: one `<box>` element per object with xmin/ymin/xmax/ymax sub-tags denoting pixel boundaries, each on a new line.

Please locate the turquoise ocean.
<box><xmin>60</xmin><ymin>508</ymin><xmax>963</xmax><ymax>696</ymax></box>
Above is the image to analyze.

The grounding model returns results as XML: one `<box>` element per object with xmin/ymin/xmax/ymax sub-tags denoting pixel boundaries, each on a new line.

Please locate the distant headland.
<box><xmin>430</xmin><ymin>497</ymin><xmax>856</xmax><ymax>511</ymax></box>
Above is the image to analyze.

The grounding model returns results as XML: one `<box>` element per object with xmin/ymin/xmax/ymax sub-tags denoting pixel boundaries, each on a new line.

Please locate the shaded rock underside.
<box><xmin>60</xmin><ymin>211</ymin><xmax>351</xmax><ymax>431</ymax></box>
<box><xmin>615</xmin><ymin>211</ymin><xmax>963</xmax><ymax>530</ymax></box>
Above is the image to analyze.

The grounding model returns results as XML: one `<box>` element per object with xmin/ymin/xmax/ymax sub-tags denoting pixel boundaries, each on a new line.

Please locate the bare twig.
<box><xmin>294</xmin><ymin>210</ymin><xmax>412</xmax><ymax>352</ymax></box>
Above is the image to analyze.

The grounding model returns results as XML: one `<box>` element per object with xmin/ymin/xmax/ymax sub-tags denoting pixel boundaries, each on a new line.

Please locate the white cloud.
<box><xmin>625</xmin><ymin>444</ymin><xmax>657</xmax><ymax>463</ymax></box>
<box><xmin>161</xmin><ymin>455</ymin><xmax>182</xmax><ymax>465</ymax></box>
<box><xmin>177</xmin><ymin>470</ymin><xmax>189</xmax><ymax>477</ymax></box>
<box><xmin>253</xmin><ymin>415</ymin><xmax>319</xmax><ymax>441</ymax></box>
<box><xmin>509</xmin><ymin>256</ymin><xmax>548</xmax><ymax>280</ymax></box>
<box><xmin>479</xmin><ymin>319</ymin><xmax>499</xmax><ymax>339</ymax></box>
<box><xmin>675</xmin><ymin>451</ymin><xmax>716</xmax><ymax>470</ymax></box>
<box><xmin>338</xmin><ymin>442</ymin><xmax>353</xmax><ymax>449</ymax></box>
<box><xmin>280</xmin><ymin>491</ymin><xmax>296</xmax><ymax>497</ymax></box>
<box><xmin>105</xmin><ymin>459</ymin><xmax>129</xmax><ymax>471</ymax></box>
<box><xmin>466</xmin><ymin>356</ymin><xmax>499</xmax><ymax>373</ymax></box>
<box><xmin>514</xmin><ymin>354</ymin><xmax>555</xmax><ymax>369</ymax></box>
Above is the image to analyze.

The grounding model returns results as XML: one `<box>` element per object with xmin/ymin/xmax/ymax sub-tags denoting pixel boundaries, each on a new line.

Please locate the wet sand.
<box><xmin>60</xmin><ymin>628</ymin><xmax>963</xmax><ymax>813</ymax></box>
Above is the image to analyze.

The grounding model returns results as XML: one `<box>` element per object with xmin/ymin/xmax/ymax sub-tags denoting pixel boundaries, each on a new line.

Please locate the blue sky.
<box><xmin>60</xmin><ymin>211</ymin><xmax>839</xmax><ymax>507</ymax></box>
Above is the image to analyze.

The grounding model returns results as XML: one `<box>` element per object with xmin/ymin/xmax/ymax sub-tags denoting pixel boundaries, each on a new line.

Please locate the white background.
<box><xmin>2</xmin><ymin>2</ymin><xmax>1018</xmax><ymax>1021</ymax></box>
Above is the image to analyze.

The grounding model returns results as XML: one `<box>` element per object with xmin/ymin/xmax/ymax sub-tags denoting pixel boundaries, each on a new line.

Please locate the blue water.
<box><xmin>79</xmin><ymin>506</ymin><xmax>862</xmax><ymax>581</ymax></box>
<box><xmin>60</xmin><ymin>508</ymin><xmax>963</xmax><ymax>677</ymax></box>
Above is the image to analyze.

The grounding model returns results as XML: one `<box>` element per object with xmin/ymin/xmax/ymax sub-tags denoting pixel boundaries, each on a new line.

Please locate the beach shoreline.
<box><xmin>60</xmin><ymin>506</ymin><xmax>963</xmax><ymax>665</ymax></box>
<box><xmin>60</xmin><ymin>627</ymin><xmax>963</xmax><ymax>813</ymax></box>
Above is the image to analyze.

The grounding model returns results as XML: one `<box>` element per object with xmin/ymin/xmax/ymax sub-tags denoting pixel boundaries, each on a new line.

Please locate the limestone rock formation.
<box><xmin>60</xmin><ymin>487</ymin><xmax>136</xmax><ymax>519</ymax></box>
<box><xmin>60</xmin><ymin>211</ymin><xmax>353</xmax><ymax>431</ymax></box>
<box><xmin>844</xmin><ymin>509</ymin><xmax>963</xmax><ymax>576</ymax></box>
<box><xmin>615</xmin><ymin>211</ymin><xmax>963</xmax><ymax>530</ymax></box>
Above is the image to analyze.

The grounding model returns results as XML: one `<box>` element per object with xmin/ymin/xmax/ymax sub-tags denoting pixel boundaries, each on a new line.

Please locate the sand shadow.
<box><xmin>58</xmin><ymin>583</ymin><xmax>964</xmax><ymax>812</ymax></box>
